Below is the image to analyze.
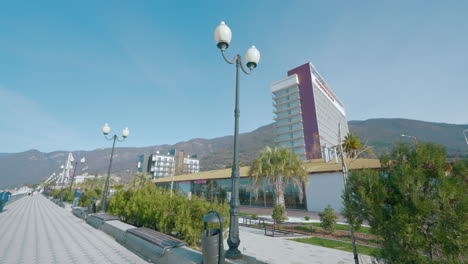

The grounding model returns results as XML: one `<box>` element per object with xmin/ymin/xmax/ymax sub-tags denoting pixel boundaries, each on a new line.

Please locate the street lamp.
<box><xmin>401</xmin><ymin>134</ymin><xmax>417</xmax><ymax>142</ymax></box>
<box><xmin>67</xmin><ymin>157</ymin><xmax>86</xmax><ymax>203</ymax></box>
<box><xmin>463</xmin><ymin>129</ymin><xmax>468</xmax><ymax>145</ymax></box>
<box><xmin>214</xmin><ymin>21</ymin><xmax>260</xmax><ymax>259</ymax></box>
<box><xmin>44</xmin><ymin>172</ymin><xmax>56</xmax><ymax>193</ymax></box>
<box><xmin>101</xmin><ymin>123</ymin><xmax>129</xmax><ymax>211</ymax></box>
<box><xmin>59</xmin><ymin>164</ymin><xmax>66</xmax><ymax>204</ymax></box>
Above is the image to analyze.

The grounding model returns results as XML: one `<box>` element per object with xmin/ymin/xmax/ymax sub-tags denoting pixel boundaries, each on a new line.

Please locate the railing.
<box><xmin>5</xmin><ymin>192</ymin><xmax>28</xmax><ymax>205</ymax></box>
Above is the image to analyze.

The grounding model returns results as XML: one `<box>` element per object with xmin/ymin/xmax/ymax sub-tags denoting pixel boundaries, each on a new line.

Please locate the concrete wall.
<box><xmin>305</xmin><ymin>172</ymin><xmax>345</xmax><ymax>212</ymax></box>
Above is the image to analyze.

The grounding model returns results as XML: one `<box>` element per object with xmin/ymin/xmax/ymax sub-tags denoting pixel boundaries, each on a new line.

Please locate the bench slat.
<box><xmin>127</xmin><ymin>227</ymin><xmax>188</xmax><ymax>254</ymax></box>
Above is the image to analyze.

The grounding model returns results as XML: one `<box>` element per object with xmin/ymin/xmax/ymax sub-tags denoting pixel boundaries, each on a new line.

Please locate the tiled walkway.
<box><xmin>0</xmin><ymin>194</ymin><xmax>148</xmax><ymax>264</ymax></box>
<box><xmin>231</xmin><ymin>226</ymin><xmax>374</xmax><ymax>264</ymax></box>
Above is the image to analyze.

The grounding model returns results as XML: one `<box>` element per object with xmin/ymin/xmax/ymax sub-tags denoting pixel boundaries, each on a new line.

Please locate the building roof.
<box><xmin>153</xmin><ymin>158</ymin><xmax>380</xmax><ymax>184</ymax></box>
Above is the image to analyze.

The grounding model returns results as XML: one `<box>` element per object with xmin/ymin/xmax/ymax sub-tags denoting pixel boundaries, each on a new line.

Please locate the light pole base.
<box><xmin>225</xmin><ymin>248</ymin><xmax>243</xmax><ymax>260</ymax></box>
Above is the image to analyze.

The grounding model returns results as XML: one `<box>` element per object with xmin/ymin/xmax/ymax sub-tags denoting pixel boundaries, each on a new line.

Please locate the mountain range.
<box><xmin>1</xmin><ymin>118</ymin><xmax>466</xmax><ymax>189</ymax></box>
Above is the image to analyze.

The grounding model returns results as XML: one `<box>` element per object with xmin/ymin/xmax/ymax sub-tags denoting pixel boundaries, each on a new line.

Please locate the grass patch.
<box><xmin>240</xmin><ymin>212</ymin><xmax>254</xmax><ymax>216</ymax></box>
<box><xmin>294</xmin><ymin>225</ymin><xmax>317</xmax><ymax>233</ymax></box>
<box><xmin>239</xmin><ymin>212</ymin><xmax>259</xmax><ymax>219</ymax></box>
<box><xmin>291</xmin><ymin>237</ymin><xmax>381</xmax><ymax>256</ymax></box>
<box><xmin>338</xmin><ymin>235</ymin><xmax>383</xmax><ymax>245</ymax></box>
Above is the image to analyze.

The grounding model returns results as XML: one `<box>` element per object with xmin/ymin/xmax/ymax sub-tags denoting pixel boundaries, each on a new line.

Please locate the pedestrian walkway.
<box><xmin>231</xmin><ymin>226</ymin><xmax>374</xmax><ymax>264</ymax></box>
<box><xmin>0</xmin><ymin>193</ymin><xmax>148</xmax><ymax>264</ymax></box>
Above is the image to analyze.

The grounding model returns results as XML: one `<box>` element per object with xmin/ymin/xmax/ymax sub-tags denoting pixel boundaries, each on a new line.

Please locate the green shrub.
<box><xmin>79</xmin><ymin>189</ymin><xmax>98</xmax><ymax>207</ymax></box>
<box><xmin>319</xmin><ymin>205</ymin><xmax>337</xmax><ymax>234</ymax></box>
<box><xmin>49</xmin><ymin>189</ymin><xmax>60</xmax><ymax>199</ymax></box>
<box><xmin>61</xmin><ymin>189</ymin><xmax>70</xmax><ymax>202</ymax></box>
<box><xmin>252</xmin><ymin>214</ymin><xmax>259</xmax><ymax>220</ymax></box>
<box><xmin>304</xmin><ymin>216</ymin><xmax>310</xmax><ymax>221</ymax></box>
<box><xmin>108</xmin><ymin>184</ymin><xmax>230</xmax><ymax>247</ymax></box>
<box><xmin>272</xmin><ymin>205</ymin><xmax>288</xmax><ymax>223</ymax></box>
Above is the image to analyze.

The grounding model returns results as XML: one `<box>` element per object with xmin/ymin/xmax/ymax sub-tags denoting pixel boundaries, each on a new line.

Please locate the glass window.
<box><xmin>159</xmin><ymin>176</ymin><xmax>306</xmax><ymax>210</ymax></box>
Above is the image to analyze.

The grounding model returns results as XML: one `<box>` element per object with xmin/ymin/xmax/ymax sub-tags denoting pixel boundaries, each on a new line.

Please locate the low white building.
<box><xmin>74</xmin><ymin>175</ymin><xmax>96</xmax><ymax>184</ymax></box>
<box><xmin>183</xmin><ymin>156</ymin><xmax>200</xmax><ymax>174</ymax></box>
<box><xmin>148</xmin><ymin>151</ymin><xmax>176</xmax><ymax>179</ymax></box>
<box><xmin>153</xmin><ymin>158</ymin><xmax>380</xmax><ymax>212</ymax></box>
<box><xmin>147</xmin><ymin>150</ymin><xmax>199</xmax><ymax>179</ymax></box>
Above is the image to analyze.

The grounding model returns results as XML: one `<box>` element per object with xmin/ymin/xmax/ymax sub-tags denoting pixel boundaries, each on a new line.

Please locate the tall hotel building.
<box><xmin>271</xmin><ymin>63</ymin><xmax>349</xmax><ymax>160</ymax></box>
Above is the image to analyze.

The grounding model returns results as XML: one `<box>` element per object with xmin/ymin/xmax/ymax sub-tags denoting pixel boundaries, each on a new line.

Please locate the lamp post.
<box><xmin>214</xmin><ymin>21</ymin><xmax>260</xmax><ymax>259</ymax></box>
<box><xmin>101</xmin><ymin>123</ymin><xmax>129</xmax><ymax>212</ymax></box>
<box><xmin>401</xmin><ymin>134</ymin><xmax>417</xmax><ymax>142</ymax></box>
<box><xmin>59</xmin><ymin>164</ymin><xmax>65</xmax><ymax>204</ymax></box>
<box><xmin>44</xmin><ymin>172</ymin><xmax>56</xmax><ymax>194</ymax></box>
<box><xmin>463</xmin><ymin>129</ymin><xmax>468</xmax><ymax>145</ymax></box>
<box><xmin>67</xmin><ymin>157</ymin><xmax>86</xmax><ymax>203</ymax></box>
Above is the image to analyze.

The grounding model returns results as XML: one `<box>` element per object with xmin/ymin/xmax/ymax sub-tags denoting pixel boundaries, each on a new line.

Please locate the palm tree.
<box><xmin>342</xmin><ymin>133</ymin><xmax>362</xmax><ymax>158</ymax></box>
<box><xmin>341</xmin><ymin>132</ymin><xmax>374</xmax><ymax>160</ymax></box>
<box><xmin>129</xmin><ymin>173</ymin><xmax>152</xmax><ymax>189</ymax></box>
<box><xmin>248</xmin><ymin>147</ymin><xmax>307</xmax><ymax>218</ymax></box>
<box><xmin>339</xmin><ymin>130</ymin><xmax>374</xmax><ymax>264</ymax></box>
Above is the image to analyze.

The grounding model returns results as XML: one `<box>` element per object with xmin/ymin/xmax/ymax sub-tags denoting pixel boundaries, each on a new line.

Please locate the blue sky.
<box><xmin>1</xmin><ymin>1</ymin><xmax>467</xmax><ymax>153</ymax></box>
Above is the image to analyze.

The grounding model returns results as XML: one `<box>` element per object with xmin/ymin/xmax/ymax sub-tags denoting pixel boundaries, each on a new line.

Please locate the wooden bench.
<box><xmin>264</xmin><ymin>221</ymin><xmax>298</xmax><ymax>237</ymax></box>
<box><xmin>240</xmin><ymin>215</ymin><xmax>253</xmax><ymax>225</ymax></box>
<box><xmin>126</xmin><ymin>227</ymin><xmax>188</xmax><ymax>257</ymax></box>
<box><xmin>86</xmin><ymin>213</ymin><xmax>120</xmax><ymax>229</ymax></box>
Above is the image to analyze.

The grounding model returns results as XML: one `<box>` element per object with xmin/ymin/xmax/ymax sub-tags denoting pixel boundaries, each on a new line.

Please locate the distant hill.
<box><xmin>348</xmin><ymin>119</ymin><xmax>468</xmax><ymax>157</ymax></box>
<box><xmin>0</xmin><ymin>118</ymin><xmax>466</xmax><ymax>188</ymax></box>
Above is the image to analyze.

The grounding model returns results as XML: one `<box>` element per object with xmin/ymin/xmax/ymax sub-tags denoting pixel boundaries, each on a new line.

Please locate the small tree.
<box><xmin>319</xmin><ymin>205</ymin><xmax>337</xmax><ymax>234</ymax></box>
<box><xmin>249</xmin><ymin>147</ymin><xmax>307</xmax><ymax>219</ymax></box>
<box><xmin>339</xmin><ymin>130</ymin><xmax>374</xmax><ymax>264</ymax></box>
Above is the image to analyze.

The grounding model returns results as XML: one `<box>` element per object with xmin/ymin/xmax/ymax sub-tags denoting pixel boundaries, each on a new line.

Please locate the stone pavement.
<box><xmin>0</xmin><ymin>193</ymin><xmax>148</xmax><ymax>264</ymax></box>
<box><xmin>229</xmin><ymin>226</ymin><xmax>374</xmax><ymax>264</ymax></box>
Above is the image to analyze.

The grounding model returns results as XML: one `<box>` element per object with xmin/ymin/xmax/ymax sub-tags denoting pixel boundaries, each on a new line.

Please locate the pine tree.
<box><xmin>343</xmin><ymin>142</ymin><xmax>467</xmax><ymax>263</ymax></box>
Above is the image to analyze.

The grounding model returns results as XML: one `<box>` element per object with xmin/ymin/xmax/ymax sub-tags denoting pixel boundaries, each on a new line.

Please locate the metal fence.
<box><xmin>5</xmin><ymin>193</ymin><xmax>28</xmax><ymax>205</ymax></box>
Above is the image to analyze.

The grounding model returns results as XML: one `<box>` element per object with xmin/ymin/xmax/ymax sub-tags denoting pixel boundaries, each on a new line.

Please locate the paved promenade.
<box><xmin>232</xmin><ymin>226</ymin><xmax>374</xmax><ymax>264</ymax></box>
<box><xmin>0</xmin><ymin>194</ymin><xmax>148</xmax><ymax>264</ymax></box>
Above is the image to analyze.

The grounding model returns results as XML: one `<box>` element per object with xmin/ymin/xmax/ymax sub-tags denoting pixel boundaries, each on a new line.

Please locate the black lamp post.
<box><xmin>101</xmin><ymin>123</ymin><xmax>129</xmax><ymax>212</ymax></box>
<box><xmin>67</xmin><ymin>157</ymin><xmax>86</xmax><ymax>203</ymax></box>
<box><xmin>214</xmin><ymin>21</ymin><xmax>260</xmax><ymax>259</ymax></box>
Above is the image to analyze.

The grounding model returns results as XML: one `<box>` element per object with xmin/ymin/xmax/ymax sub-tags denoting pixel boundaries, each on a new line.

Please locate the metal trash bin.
<box><xmin>201</xmin><ymin>210</ymin><xmax>224</xmax><ymax>264</ymax></box>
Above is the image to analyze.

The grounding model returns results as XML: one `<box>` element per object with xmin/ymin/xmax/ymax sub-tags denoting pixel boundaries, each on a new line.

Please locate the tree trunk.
<box><xmin>273</xmin><ymin>176</ymin><xmax>287</xmax><ymax>218</ymax></box>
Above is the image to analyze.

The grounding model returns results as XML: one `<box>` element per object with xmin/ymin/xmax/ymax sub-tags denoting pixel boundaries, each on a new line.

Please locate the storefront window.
<box><xmin>157</xmin><ymin>176</ymin><xmax>306</xmax><ymax>210</ymax></box>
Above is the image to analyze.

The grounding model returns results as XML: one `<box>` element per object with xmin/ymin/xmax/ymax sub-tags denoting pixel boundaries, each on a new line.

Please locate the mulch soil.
<box><xmin>263</xmin><ymin>222</ymin><xmax>381</xmax><ymax>247</ymax></box>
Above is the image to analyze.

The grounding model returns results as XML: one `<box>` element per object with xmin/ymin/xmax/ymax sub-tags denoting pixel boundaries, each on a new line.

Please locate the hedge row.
<box><xmin>108</xmin><ymin>184</ymin><xmax>230</xmax><ymax>247</ymax></box>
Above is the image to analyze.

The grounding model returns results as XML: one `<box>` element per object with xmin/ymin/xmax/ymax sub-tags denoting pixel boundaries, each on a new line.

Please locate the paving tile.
<box><xmin>0</xmin><ymin>194</ymin><xmax>148</xmax><ymax>264</ymax></box>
